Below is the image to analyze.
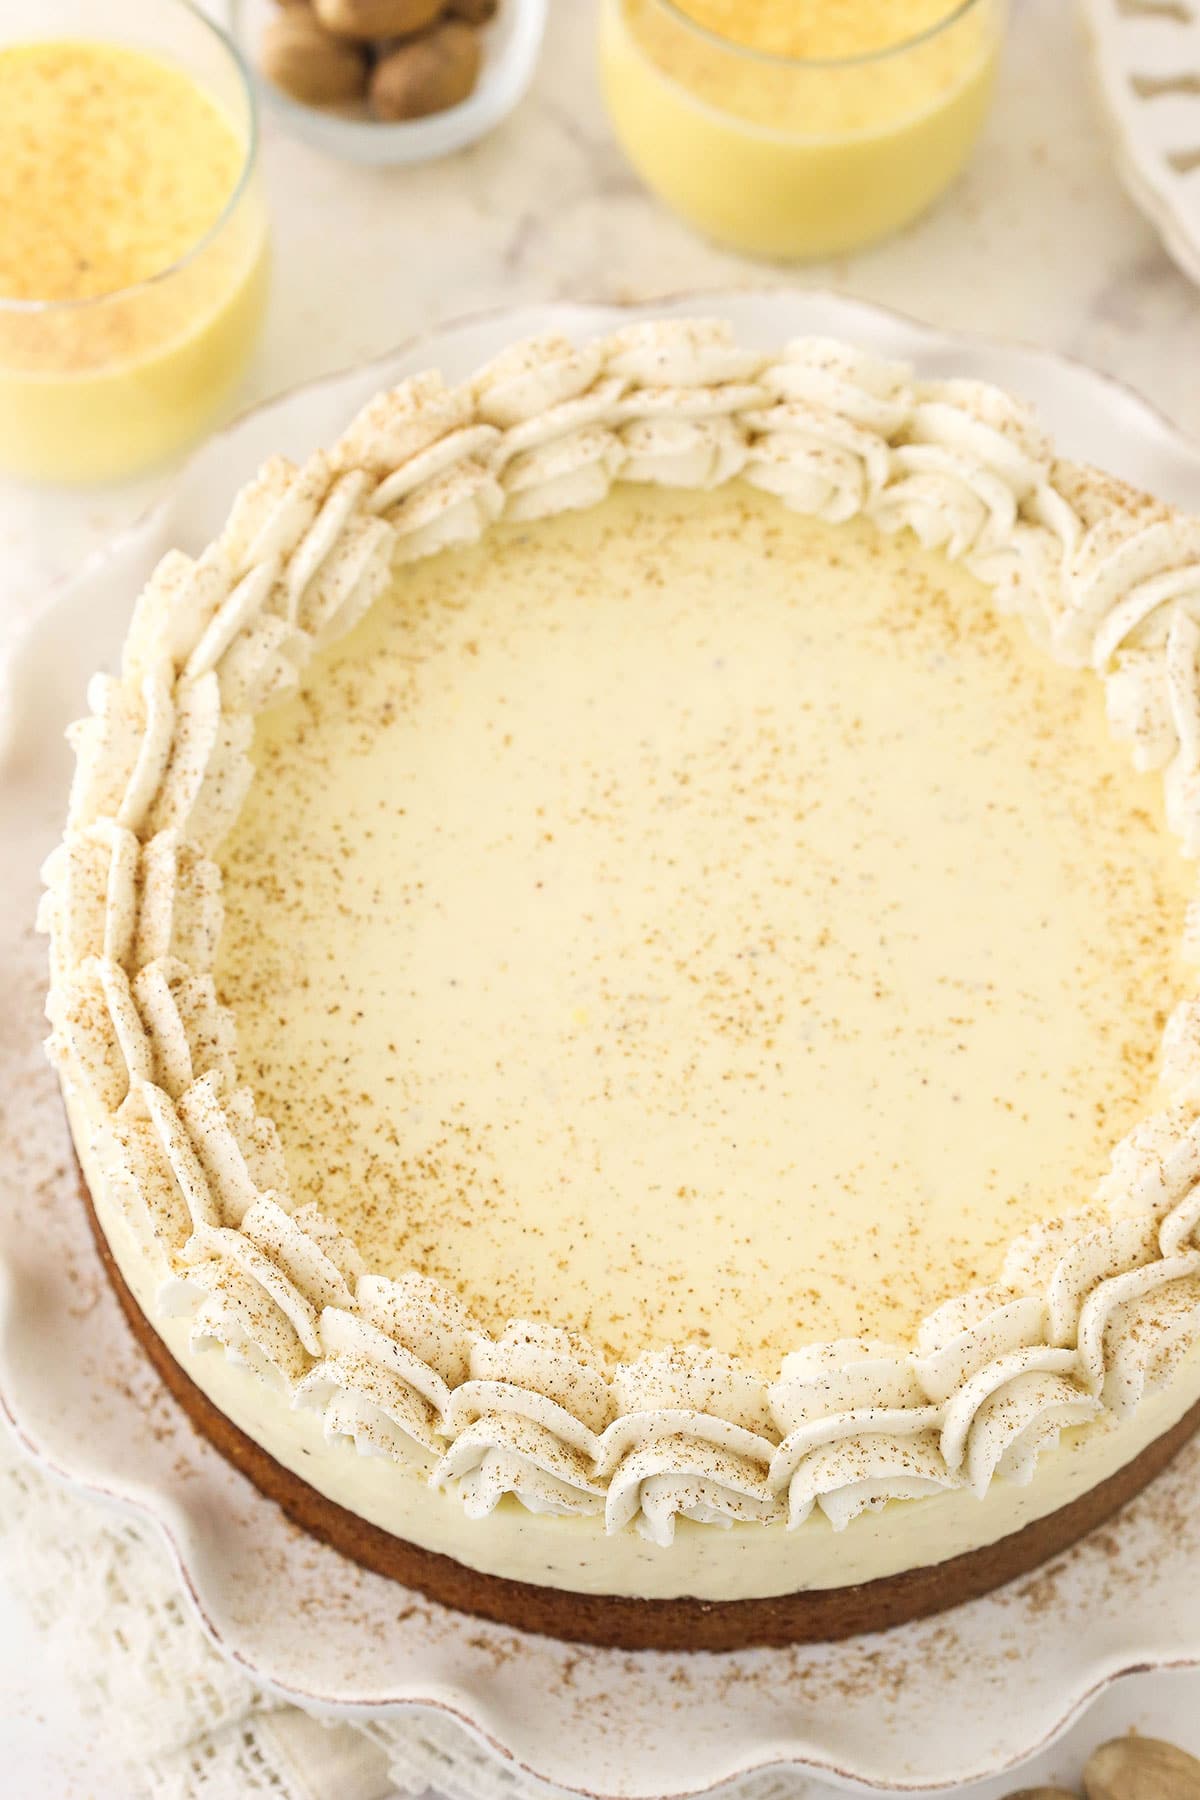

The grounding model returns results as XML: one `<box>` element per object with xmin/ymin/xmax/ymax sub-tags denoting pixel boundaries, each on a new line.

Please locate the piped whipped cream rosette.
<box><xmin>429</xmin><ymin>1323</ymin><xmax>612</xmax><ymax>1520</ymax></box>
<box><xmin>768</xmin><ymin>1343</ymin><xmax>947</xmax><ymax>1529</ymax></box>
<box><xmin>182</xmin><ymin>1198</ymin><xmax>362</xmax><ymax>1387</ymax></box>
<box><xmin>758</xmin><ymin>337</ymin><xmax>913</xmax><ymax>435</ymax></box>
<box><xmin>605</xmin><ymin>1439</ymin><xmax>782</xmax><ymax>1545</ymax></box>
<box><xmin>443</xmin><ymin>1324</ymin><xmax>614</xmax><ymax>1456</ymax></box>
<box><xmin>594</xmin><ymin>1349</ymin><xmax>781</xmax><ymax>1544</ymax></box>
<box><xmin>743</xmin><ymin>400</ymin><xmax>890</xmax><ymax>523</ymax></box>
<box><xmin>915</xmin><ymin>1289</ymin><xmax>1095</xmax><ymax>1499</ymax></box>
<box><xmin>1098</xmin><ymin>1103</ymin><xmax>1200</xmax><ymax>1227</ymax></box>
<box><xmin>39</xmin><ymin>824</ymin><xmax>222</xmax><ymax>988</ymax></box>
<box><xmin>295</xmin><ymin>1275</ymin><xmax>477</xmax><ymax>1470</ymax></box>
<box><xmin>37</xmin><ymin>317</ymin><xmax>1200</xmax><ymax>1552</ymax></box>
<box><xmin>488</xmin><ymin>379</ymin><xmax>625</xmax><ymax>473</ymax></box>
<box><xmin>602</xmin><ymin>319</ymin><xmax>766</xmax><ymax>390</ymax></box>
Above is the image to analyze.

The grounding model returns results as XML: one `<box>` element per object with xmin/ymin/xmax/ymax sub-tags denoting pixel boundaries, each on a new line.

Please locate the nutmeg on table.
<box><xmin>258</xmin><ymin>0</ymin><xmax>496</xmax><ymax>120</ymax></box>
<box><xmin>1002</xmin><ymin>1735</ymin><xmax>1200</xmax><ymax>1800</ymax></box>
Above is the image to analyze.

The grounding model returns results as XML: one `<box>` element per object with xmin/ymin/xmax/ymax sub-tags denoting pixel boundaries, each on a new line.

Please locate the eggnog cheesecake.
<box><xmin>41</xmin><ymin>320</ymin><xmax>1200</xmax><ymax>1649</ymax></box>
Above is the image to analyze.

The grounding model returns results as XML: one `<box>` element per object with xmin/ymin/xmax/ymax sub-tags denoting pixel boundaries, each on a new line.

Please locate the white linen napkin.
<box><xmin>0</xmin><ymin>1430</ymin><xmax>538</xmax><ymax>1799</ymax></box>
<box><xmin>0</xmin><ymin>1429</ymin><xmax>814</xmax><ymax>1800</ymax></box>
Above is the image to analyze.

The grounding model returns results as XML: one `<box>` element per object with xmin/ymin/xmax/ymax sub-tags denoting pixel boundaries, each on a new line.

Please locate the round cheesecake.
<box><xmin>42</xmin><ymin>321</ymin><xmax>1200</xmax><ymax>1648</ymax></box>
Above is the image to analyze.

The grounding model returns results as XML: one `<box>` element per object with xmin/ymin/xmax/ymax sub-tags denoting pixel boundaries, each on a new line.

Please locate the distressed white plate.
<box><xmin>1080</xmin><ymin>0</ymin><xmax>1200</xmax><ymax>289</ymax></box>
<box><xmin>4</xmin><ymin>293</ymin><xmax>1200</xmax><ymax>1800</ymax></box>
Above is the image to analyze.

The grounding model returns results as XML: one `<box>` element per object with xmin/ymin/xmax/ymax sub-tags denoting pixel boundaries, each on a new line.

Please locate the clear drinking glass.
<box><xmin>0</xmin><ymin>0</ymin><xmax>269</xmax><ymax>484</ymax></box>
<box><xmin>599</xmin><ymin>0</ymin><xmax>1007</xmax><ymax>262</ymax></box>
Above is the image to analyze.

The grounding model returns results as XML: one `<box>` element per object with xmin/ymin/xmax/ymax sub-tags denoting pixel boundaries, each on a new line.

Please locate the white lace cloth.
<box><xmin>0</xmin><ymin>1431</ymin><xmax>540</xmax><ymax>1800</ymax></box>
<box><xmin>0</xmin><ymin>1429</ymin><xmax>818</xmax><ymax>1800</ymax></box>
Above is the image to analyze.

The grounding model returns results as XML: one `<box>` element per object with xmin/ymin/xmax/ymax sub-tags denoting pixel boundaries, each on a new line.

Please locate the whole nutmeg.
<box><xmin>446</xmin><ymin>0</ymin><xmax>497</xmax><ymax>21</ymax></box>
<box><xmin>260</xmin><ymin>11</ymin><xmax>369</xmax><ymax>104</ymax></box>
<box><xmin>369</xmin><ymin>20</ymin><xmax>482</xmax><ymax>120</ymax></box>
<box><xmin>1085</xmin><ymin>1737</ymin><xmax>1200</xmax><ymax>1800</ymax></box>
<box><xmin>313</xmin><ymin>0</ymin><xmax>444</xmax><ymax>38</ymax></box>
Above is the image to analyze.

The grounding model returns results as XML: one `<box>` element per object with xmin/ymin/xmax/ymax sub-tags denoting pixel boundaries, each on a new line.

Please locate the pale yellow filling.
<box><xmin>217</xmin><ymin>485</ymin><xmax>1191</xmax><ymax>1369</ymax></box>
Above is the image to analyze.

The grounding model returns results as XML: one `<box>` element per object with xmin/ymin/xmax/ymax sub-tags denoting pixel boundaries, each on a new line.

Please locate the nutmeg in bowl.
<box><xmin>259</xmin><ymin>8</ymin><xmax>370</xmax><ymax>106</ymax></box>
<box><xmin>370</xmin><ymin>19</ymin><xmax>482</xmax><ymax>121</ymax></box>
<box><xmin>313</xmin><ymin>0</ymin><xmax>447</xmax><ymax>40</ymax></box>
<box><xmin>233</xmin><ymin>0</ymin><xmax>533</xmax><ymax>159</ymax></box>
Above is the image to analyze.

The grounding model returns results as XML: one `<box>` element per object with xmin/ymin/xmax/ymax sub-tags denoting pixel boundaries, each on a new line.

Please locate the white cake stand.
<box><xmin>4</xmin><ymin>292</ymin><xmax>1200</xmax><ymax>1800</ymax></box>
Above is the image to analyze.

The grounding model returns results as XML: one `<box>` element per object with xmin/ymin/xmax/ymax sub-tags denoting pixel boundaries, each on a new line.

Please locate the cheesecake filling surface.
<box><xmin>216</xmin><ymin>483</ymin><xmax>1191</xmax><ymax>1369</ymax></box>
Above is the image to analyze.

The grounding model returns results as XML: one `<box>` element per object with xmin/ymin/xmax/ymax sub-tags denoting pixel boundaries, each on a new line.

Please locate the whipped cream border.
<box><xmin>39</xmin><ymin>318</ymin><xmax>1200</xmax><ymax>1551</ymax></box>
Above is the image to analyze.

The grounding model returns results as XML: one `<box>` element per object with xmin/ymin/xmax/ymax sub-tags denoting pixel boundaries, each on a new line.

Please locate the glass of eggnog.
<box><xmin>599</xmin><ymin>0</ymin><xmax>1007</xmax><ymax>261</ymax></box>
<box><xmin>0</xmin><ymin>0</ymin><xmax>269</xmax><ymax>484</ymax></box>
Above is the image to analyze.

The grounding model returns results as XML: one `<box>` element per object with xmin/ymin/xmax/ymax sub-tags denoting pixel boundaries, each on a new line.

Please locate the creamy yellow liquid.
<box><xmin>599</xmin><ymin>0</ymin><xmax>1004</xmax><ymax>260</ymax></box>
<box><xmin>217</xmin><ymin>487</ymin><xmax>1191</xmax><ymax>1370</ymax></box>
<box><xmin>662</xmin><ymin>1</ymin><xmax>977</xmax><ymax>60</ymax></box>
<box><xmin>0</xmin><ymin>41</ymin><xmax>267</xmax><ymax>482</ymax></box>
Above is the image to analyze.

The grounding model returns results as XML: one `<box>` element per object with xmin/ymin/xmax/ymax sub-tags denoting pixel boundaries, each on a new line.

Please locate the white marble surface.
<box><xmin>5</xmin><ymin>0</ymin><xmax>1200</xmax><ymax>1793</ymax></box>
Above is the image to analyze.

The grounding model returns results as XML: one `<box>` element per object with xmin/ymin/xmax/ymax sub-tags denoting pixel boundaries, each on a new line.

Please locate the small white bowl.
<box><xmin>228</xmin><ymin>0</ymin><xmax>547</xmax><ymax>165</ymax></box>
